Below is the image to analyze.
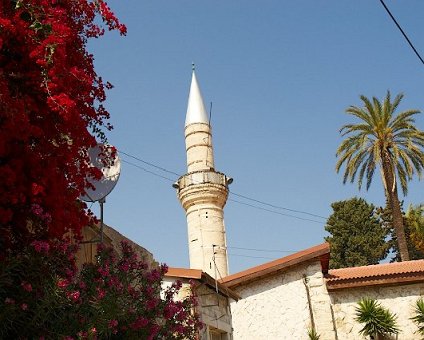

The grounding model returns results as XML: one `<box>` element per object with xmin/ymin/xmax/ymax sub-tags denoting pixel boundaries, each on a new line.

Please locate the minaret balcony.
<box><xmin>173</xmin><ymin>170</ymin><xmax>232</xmax><ymax>191</ymax></box>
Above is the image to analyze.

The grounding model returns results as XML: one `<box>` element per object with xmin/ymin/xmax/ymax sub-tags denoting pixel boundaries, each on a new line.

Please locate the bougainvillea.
<box><xmin>0</xmin><ymin>240</ymin><xmax>202</xmax><ymax>339</ymax></box>
<box><xmin>0</xmin><ymin>0</ymin><xmax>126</xmax><ymax>252</ymax></box>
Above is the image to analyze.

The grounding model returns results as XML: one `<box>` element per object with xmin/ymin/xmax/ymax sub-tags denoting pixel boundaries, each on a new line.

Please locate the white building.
<box><xmin>166</xmin><ymin>67</ymin><xmax>424</xmax><ymax>339</ymax></box>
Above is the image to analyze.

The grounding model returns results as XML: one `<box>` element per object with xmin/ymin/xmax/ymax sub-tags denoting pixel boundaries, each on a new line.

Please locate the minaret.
<box><xmin>174</xmin><ymin>66</ymin><xmax>232</xmax><ymax>278</ymax></box>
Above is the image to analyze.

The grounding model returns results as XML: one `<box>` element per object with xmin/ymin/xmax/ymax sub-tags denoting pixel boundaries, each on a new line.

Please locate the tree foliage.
<box><xmin>0</xmin><ymin>0</ymin><xmax>126</xmax><ymax>252</ymax></box>
<box><xmin>325</xmin><ymin>198</ymin><xmax>390</xmax><ymax>269</ymax></box>
<box><xmin>406</xmin><ymin>204</ymin><xmax>424</xmax><ymax>255</ymax></box>
<box><xmin>0</xmin><ymin>240</ymin><xmax>202</xmax><ymax>339</ymax></box>
<box><xmin>380</xmin><ymin>202</ymin><xmax>424</xmax><ymax>261</ymax></box>
<box><xmin>336</xmin><ymin>91</ymin><xmax>424</xmax><ymax>261</ymax></box>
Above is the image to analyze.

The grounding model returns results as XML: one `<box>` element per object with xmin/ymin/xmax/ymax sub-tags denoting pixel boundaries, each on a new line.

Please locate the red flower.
<box><xmin>108</xmin><ymin>319</ymin><xmax>118</xmax><ymax>329</ymax></box>
<box><xmin>57</xmin><ymin>279</ymin><xmax>69</xmax><ymax>289</ymax></box>
<box><xmin>21</xmin><ymin>281</ymin><xmax>33</xmax><ymax>292</ymax></box>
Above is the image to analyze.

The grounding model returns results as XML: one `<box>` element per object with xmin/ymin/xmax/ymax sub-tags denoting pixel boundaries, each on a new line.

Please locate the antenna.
<box><xmin>208</xmin><ymin>101</ymin><xmax>213</xmax><ymax>126</ymax></box>
<box><xmin>80</xmin><ymin>143</ymin><xmax>121</xmax><ymax>243</ymax></box>
<box><xmin>205</xmin><ymin>101</ymin><xmax>213</xmax><ymax>169</ymax></box>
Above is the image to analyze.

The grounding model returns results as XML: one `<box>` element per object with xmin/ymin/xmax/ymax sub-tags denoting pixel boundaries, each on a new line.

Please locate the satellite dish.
<box><xmin>80</xmin><ymin>144</ymin><xmax>121</xmax><ymax>203</ymax></box>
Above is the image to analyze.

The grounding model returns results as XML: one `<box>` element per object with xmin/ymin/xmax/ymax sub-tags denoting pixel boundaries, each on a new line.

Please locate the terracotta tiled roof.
<box><xmin>165</xmin><ymin>267</ymin><xmax>240</xmax><ymax>301</ymax></box>
<box><xmin>220</xmin><ymin>243</ymin><xmax>330</xmax><ymax>288</ymax></box>
<box><xmin>326</xmin><ymin>260</ymin><xmax>424</xmax><ymax>290</ymax></box>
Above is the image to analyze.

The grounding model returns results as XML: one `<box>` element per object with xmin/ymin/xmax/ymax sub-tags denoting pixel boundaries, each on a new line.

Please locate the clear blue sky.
<box><xmin>88</xmin><ymin>1</ymin><xmax>424</xmax><ymax>274</ymax></box>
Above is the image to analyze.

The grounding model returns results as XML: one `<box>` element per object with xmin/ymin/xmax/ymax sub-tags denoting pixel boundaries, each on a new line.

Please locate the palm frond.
<box><xmin>355</xmin><ymin>298</ymin><xmax>399</xmax><ymax>337</ymax></box>
<box><xmin>345</xmin><ymin>106</ymin><xmax>373</xmax><ymax>126</ymax></box>
<box><xmin>411</xmin><ymin>299</ymin><xmax>424</xmax><ymax>336</ymax></box>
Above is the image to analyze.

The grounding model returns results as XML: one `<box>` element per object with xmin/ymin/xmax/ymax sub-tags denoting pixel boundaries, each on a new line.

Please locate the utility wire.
<box><xmin>120</xmin><ymin>150</ymin><xmax>180</xmax><ymax>177</ymax></box>
<box><xmin>122</xmin><ymin>156</ymin><xmax>324</xmax><ymax>225</ymax></box>
<box><xmin>121</xmin><ymin>159</ymin><xmax>175</xmax><ymax>182</ymax></box>
<box><xmin>230</xmin><ymin>191</ymin><xmax>326</xmax><ymax>219</ymax></box>
<box><xmin>121</xmin><ymin>156</ymin><xmax>328</xmax><ymax>254</ymax></box>
<box><xmin>228</xmin><ymin>253</ymin><xmax>276</xmax><ymax>260</ymax></box>
<box><xmin>227</xmin><ymin>246</ymin><xmax>296</xmax><ymax>253</ymax></box>
<box><xmin>379</xmin><ymin>0</ymin><xmax>424</xmax><ymax>66</ymax></box>
<box><xmin>228</xmin><ymin>198</ymin><xmax>324</xmax><ymax>225</ymax></box>
<box><xmin>119</xmin><ymin>149</ymin><xmax>328</xmax><ymax>223</ymax></box>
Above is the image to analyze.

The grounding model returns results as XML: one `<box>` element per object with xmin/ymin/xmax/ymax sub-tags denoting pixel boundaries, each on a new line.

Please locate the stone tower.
<box><xmin>174</xmin><ymin>68</ymin><xmax>232</xmax><ymax>278</ymax></box>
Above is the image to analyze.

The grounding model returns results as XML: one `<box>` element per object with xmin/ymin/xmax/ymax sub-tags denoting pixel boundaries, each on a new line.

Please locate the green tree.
<box><xmin>379</xmin><ymin>202</ymin><xmax>424</xmax><ymax>261</ymax></box>
<box><xmin>336</xmin><ymin>92</ymin><xmax>424</xmax><ymax>261</ymax></box>
<box><xmin>325</xmin><ymin>198</ymin><xmax>389</xmax><ymax>269</ymax></box>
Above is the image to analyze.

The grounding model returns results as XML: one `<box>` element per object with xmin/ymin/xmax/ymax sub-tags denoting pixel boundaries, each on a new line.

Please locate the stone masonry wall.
<box><xmin>330</xmin><ymin>283</ymin><xmax>424</xmax><ymax>339</ymax></box>
<box><xmin>230</xmin><ymin>261</ymin><xmax>328</xmax><ymax>340</ymax></box>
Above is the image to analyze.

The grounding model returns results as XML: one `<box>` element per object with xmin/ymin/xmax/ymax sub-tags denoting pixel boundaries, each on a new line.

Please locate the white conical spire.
<box><xmin>185</xmin><ymin>67</ymin><xmax>209</xmax><ymax>127</ymax></box>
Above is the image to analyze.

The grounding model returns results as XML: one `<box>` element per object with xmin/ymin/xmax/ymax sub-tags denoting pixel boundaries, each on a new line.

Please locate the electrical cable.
<box><xmin>379</xmin><ymin>0</ymin><xmax>424</xmax><ymax>66</ymax></box>
<box><xmin>228</xmin><ymin>198</ymin><xmax>324</xmax><ymax>225</ymax></box>
<box><xmin>228</xmin><ymin>253</ymin><xmax>276</xmax><ymax>260</ymax></box>
<box><xmin>120</xmin><ymin>155</ymin><xmax>329</xmax><ymax>257</ymax></box>
<box><xmin>227</xmin><ymin>246</ymin><xmax>296</xmax><ymax>253</ymax></box>
<box><xmin>121</xmin><ymin>159</ymin><xmax>175</xmax><ymax>182</ymax></box>
<box><xmin>120</xmin><ymin>150</ymin><xmax>180</xmax><ymax>177</ymax></box>
<box><xmin>230</xmin><ymin>191</ymin><xmax>326</xmax><ymax>219</ymax></box>
<box><xmin>119</xmin><ymin>150</ymin><xmax>327</xmax><ymax>223</ymax></box>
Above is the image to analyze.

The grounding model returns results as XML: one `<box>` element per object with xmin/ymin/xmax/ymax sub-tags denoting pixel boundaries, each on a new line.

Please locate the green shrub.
<box><xmin>355</xmin><ymin>298</ymin><xmax>399</xmax><ymax>339</ymax></box>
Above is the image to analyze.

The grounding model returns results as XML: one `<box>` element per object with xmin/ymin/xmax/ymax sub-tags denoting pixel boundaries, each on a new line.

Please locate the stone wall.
<box><xmin>330</xmin><ymin>283</ymin><xmax>424</xmax><ymax>339</ymax></box>
<box><xmin>230</xmin><ymin>260</ymin><xmax>332</xmax><ymax>340</ymax></box>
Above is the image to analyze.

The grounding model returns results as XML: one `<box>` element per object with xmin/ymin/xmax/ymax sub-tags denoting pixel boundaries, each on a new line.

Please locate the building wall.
<box><xmin>230</xmin><ymin>261</ymin><xmax>331</xmax><ymax>340</ymax></box>
<box><xmin>330</xmin><ymin>283</ymin><xmax>424</xmax><ymax>340</ymax></box>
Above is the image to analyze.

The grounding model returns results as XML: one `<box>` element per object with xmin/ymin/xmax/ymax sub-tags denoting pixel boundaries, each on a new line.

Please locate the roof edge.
<box><xmin>221</xmin><ymin>243</ymin><xmax>330</xmax><ymax>288</ymax></box>
<box><xmin>165</xmin><ymin>267</ymin><xmax>240</xmax><ymax>301</ymax></box>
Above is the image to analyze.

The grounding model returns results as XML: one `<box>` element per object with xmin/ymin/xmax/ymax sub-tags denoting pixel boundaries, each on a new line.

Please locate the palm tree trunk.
<box><xmin>381</xmin><ymin>154</ymin><xmax>410</xmax><ymax>261</ymax></box>
<box><xmin>389</xmin><ymin>187</ymin><xmax>410</xmax><ymax>261</ymax></box>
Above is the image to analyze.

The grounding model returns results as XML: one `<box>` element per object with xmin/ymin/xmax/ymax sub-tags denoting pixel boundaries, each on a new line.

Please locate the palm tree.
<box><xmin>355</xmin><ymin>298</ymin><xmax>399</xmax><ymax>339</ymax></box>
<box><xmin>336</xmin><ymin>91</ymin><xmax>424</xmax><ymax>261</ymax></box>
<box><xmin>411</xmin><ymin>298</ymin><xmax>424</xmax><ymax>337</ymax></box>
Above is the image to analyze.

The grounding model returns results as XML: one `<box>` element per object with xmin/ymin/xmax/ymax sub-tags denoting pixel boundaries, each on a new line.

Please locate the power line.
<box><xmin>121</xmin><ymin>159</ymin><xmax>175</xmax><ymax>182</ymax></box>
<box><xmin>119</xmin><ymin>151</ymin><xmax>327</xmax><ymax>225</ymax></box>
<box><xmin>121</xmin><ymin>157</ymin><xmax>328</xmax><ymax>255</ymax></box>
<box><xmin>120</xmin><ymin>150</ymin><xmax>180</xmax><ymax>177</ymax></box>
<box><xmin>228</xmin><ymin>253</ymin><xmax>277</xmax><ymax>260</ymax></box>
<box><xmin>228</xmin><ymin>198</ymin><xmax>324</xmax><ymax>225</ymax></box>
<box><xmin>230</xmin><ymin>191</ymin><xmax>326</xmax><ymax>219</ymax></box>
<box><xmin>122</xmin><ymin>156</ymin><xmax>323</xmax><ymax>224</ymax></box>
<box><xmin>121</xmin><ymin>149</ymin><xmax>327</xmax><ymax>220</ymax></box>
<box><xmin>379</xmin><ymin>0</ymin><xmax>424</xmax><ymax>66</ymax></box>
<box><xmin>227</xmin><ymin>246</ymin><xmax>297</xmax><ymax>253</ymax></box>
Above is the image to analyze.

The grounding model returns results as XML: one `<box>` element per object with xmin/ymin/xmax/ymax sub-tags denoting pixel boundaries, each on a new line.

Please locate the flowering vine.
<box><xmin>0</xmin><ymin>0</ymin><xmax>126</xmax><ymax>252</ymax></box>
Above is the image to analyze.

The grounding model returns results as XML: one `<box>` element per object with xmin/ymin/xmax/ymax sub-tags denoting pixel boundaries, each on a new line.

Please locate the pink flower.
<box><xmin>21</xmin><ymin>281</ymin><xmax>33</xmax><ymax>292</ymax></box>
<box><xmin>119</xmin><ymin>261</ymin><xmax>129</xmax><ymax>272</ymax></box>
<box><xmin>97</xmin><ymin>266</ymin><xmax>109</xmax><ymax>277</ymax></box>
<box><xmin>108</xmin><ymin>319</ymin><xmax>118</xmax><ymax>328</ymax></box>
<box><xmin>31</xmin><ymin>240</ymin><xmax>50</xmax><ymax>253</ymax></box>
<box><xmin>131</xmin><ymin>317</ymin><xmax>148</xmax><ymax>330</ymax></box>
<box><xmin>21</xmin><ymin>303</ymin><xmax>28</xmax><ymax>311</ymax></box>
<box><xmin>146</xmin><ymin>298</ymin><xmax>158</xmax><ymax>310</ymax></box>
<box><xmin>31</xmin><ymin>203</ymin><xmax>43</xmax><ymax>216</ymax></box>
<box><xmin>79</xmin><ymin>281</ymin><xmax>87</xmax><ymax>290</ymax></box>
<box><xmin>4</xmin><ymin>297</ymin><xmax>15</xmax><ymax>304</ymax></box>
<box><xmin>68</xmin><ymin>290</ymin><xmax>80</xmax><ymax>302</ymax></box>
<box><xmin>96</xmin><ymin>288</ymin><xmax>105</xmax><ymax>299</ymax></box>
